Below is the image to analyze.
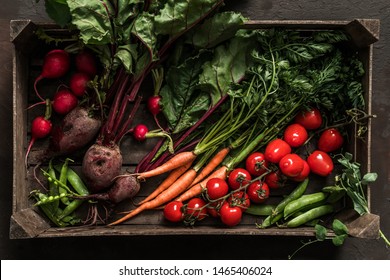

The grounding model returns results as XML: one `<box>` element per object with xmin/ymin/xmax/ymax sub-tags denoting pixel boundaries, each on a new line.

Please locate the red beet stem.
<box><xmin>114</xmin><ymin>95</ymin><xmax>143</xmax><ymax>143</ymax></box>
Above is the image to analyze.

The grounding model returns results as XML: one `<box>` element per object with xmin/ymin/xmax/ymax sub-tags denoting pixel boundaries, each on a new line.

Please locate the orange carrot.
<box><xmin>109</xmin><ymin>168</ymin><xmax>198</xmax><ymax>225</ymax></box>
<box><xmin>190</xmin><ymin>147</ymin><xmax>230</xmax><ymax>187</ymax></box>
<box><xmin>137</xmin><ymin>151</ymin><xmax>197</xmax><ymax>180</ymax></box>
<box><xmin>176</xmin><ymin>165</ymin><xmax>228</xmax><ymax>202</ymax></box>
<box><xmin>137</xmin><ymin>160</ymin><xmax>194</xmax><ymax>205</ymax></box>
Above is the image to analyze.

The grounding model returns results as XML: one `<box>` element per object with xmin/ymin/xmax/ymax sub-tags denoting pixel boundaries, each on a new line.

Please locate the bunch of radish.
<box><xmin>26</xmin><ymin>48</ymin><xmax>101</xmax><ymax>166</ymax></box>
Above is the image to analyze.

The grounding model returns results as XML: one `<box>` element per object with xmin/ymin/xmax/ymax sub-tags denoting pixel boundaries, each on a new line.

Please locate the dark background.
<box><xmin>1</xmin><ymin>0</ymin><xmax>389</xmax><ymax>260</ymax></box>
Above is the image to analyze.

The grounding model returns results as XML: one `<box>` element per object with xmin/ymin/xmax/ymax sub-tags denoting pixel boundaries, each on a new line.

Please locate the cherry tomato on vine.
<box><xmin>207</xmin><ymin>201</ymin><xmax>223</xmax><ymax>218</ymax></box>
<box><xmin>317</xmin><ymin>128</ymin><xmax>344</xmax><ymax>152</ymax></box>
<box><xmin>294</xmin><ymin>107</ymin><xmax>323</xmax><ymax>130</ymax></box>
<box><xmin>186</xmin><ymin>198</ymin><xmax>208</xmax><ymax>221</ymax></box>
<box><xmin>163</xmin><ymin>201</ymin><xmax>184</xmax><ymax>222</ymax></box>
<box><xmin>228</xmin><ymin>168</ymin><xmax>252</xmax><ymax>190</ymax></box>
<box><xmin>245</xmin><ymin>152</ymin><xmax>269</xmax><ymax>176</ymax></box>
<box><xmin>291</xmin><ymin>160</ymin><xmax>311</xmax><ymax>182</ymax></box>
<box><xmin>247</xmin><ymin>181</ymin><xmax>270</xmax><ymax>203</ymax></box>
<box><xmin>265</xmin><ymin>171</ymin><xmax>284</xmax><ymax>189</ymax></box>
<box><xmin>283</xmin><ymin>123</ymin><xmax>308</xmax><ymax>148</ymax></box>
<box><xmin>219</xmin><ymin>202</ymin><xmax>242</xmax><ymax>227</ymax></box>
<box><xmin>279</xmin><ymin>153</ymin><xmax>305</xmax><ymax>177</ymax></box>
<box><xmin>206</xmin><ymin>178</ymin><xmax>229</xmax><ymax>200</ymax></box>
<box><xmin>307</xmin><ymin>150</ymin><xmax>334</xmax><ymax>177</ymax></box>
<box><xmin>227</xmin><ymin>191</ymin><xmax>250</xmax><ymax>212</ymax></box>
<box><xmin>264</xmin><ymin>139</ymin><xmax>291</xmax><ymax>163</ymax></box>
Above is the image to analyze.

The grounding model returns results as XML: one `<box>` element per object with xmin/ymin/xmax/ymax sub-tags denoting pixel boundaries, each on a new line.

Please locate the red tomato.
<box><xmin>317</xmin><ymin>128</ymin><xmax>344</xmax><ymax>152</ymax></box>
<box><xmin>265</xmin><ymin>171</ymin><xmax>284</xmax><ymax>189</ymax></box>
<box><xmin>294</xmin><ymin>107</ymin><xmax>323</xmax><ymax>130</ymax></box>
<box><xmin>227</xmin><ymin>191</ymin><xmax>250</xmax><ymax>212</ymax></box>
<box><xmin>247</xmin><ymin>181</ymin><xmax>270</xmax><ymax>203</ymax></box>
<box><xmin>245</xmin><ymin>152</ymin><xmax>269</xmax><ymax>176</ymax></box>
<box><xmin>228</xmin><ymin>168</ymin><xmax>252</xmax><ymax>190</ymax></box>
<box><xmin>207</xmin><ymin>201</ymin><xmax>223</xmax><ymax>218</ymax></box>
<box><xmin>307</xmin><ymin>150</ymin><xmax>334</xmax><ymax>177</ymax></box>
<box><xmin>283</xmin><ymin>123</ymin><xmax>308</xmax><ymax>148</ymax></box>
<box><xmin>206</xmin><ymin>178</ymin><xmax>229</xmax><ymax>200</ymax></box>
<box><xmin>186</xmin><ymin>198</ymin><xmax>208</xmax><ymax>221</ymax></box>
<box><xmin>279</xmin><ymin>153</ymin><xmax>305</xmax><ymax>177</ymax></box>
<box><xmin>219</xmin><ymin>202</ymin><xmax>242</xmax><ymax>227</ymax></box>
<box><xmin>291</xmin><ymin>160</ymin><xmax>311</xmax><ymax>182</ymax></box>
<box><xmin>264</xmin><ymin>139</ymin><xmax>292</xmax><ymax>163</ymax></box>
<box><xmin>163</xmin><ymin>201</ymin><xmax>184</xmax><ymax>222</ymax></box>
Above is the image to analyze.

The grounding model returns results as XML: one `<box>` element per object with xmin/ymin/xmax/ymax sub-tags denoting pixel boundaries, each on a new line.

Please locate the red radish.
<box><xmin>25</xmin><ymin>116</ymin><xmax>52</xmax><ymax>166</ymax></box>
<box><xmin>133</xmin><ymin>124</ymin><xmax>149</xmax><ymax>141</ymax></box>
<box><xmin>52</xmin><ymin>89</ymin><xmax>78</xmax><ymax>115</ymax></box>
<box><xmin>147</xmin><ymin>96</ymin><xmax>161</xmax><ymax>115</ymax></box>
<box><xmin>34</xmin><ymin>49</ymin><xmax>70</xmax><ymax>101</ymax></box>
<box><xmin>75</xmin><ymin>50</ymin><xmax>98</xmax><ymax>78</ymax></box>
<box><xmin>69</xmin><ymin>72</ymin><xmax>90</xmax><ymax>97</ymax></box>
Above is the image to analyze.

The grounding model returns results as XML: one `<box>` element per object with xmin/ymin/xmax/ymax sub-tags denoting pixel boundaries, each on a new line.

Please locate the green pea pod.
<box><xmin>286</xmin><ymin>204</ymin><xmax>334</xmax><ymax>228</ymax></box>
<box><xmin>322</xmin><ymin>186</ymin><xmax>346</xmax><ymax>204</ymax></box>
<box><xmin>273</xmin><ymin>178</ymin><xmax>309</xmax><ymax>217</ymax></box>
<box><xmin>284</xmin><ymin>192</ymin><xmax>328</xmax><ymax>219</ymax></box>
<box><xmin>57</xmin><ymin>199</ymin><xmax>84</xmax><ymax>221</ymax></box>
<box><xmin>66</xmin><ymin>167</ymin><xmax>90</xmax><ymax>196</ymax></box>
<box><xmin>58</xmin><ymin>158</ymin><xmax>71</xmax><ymax>205</ymax></box>
<box><xmin>246</xmin><ymin>204</ymin><xmax>275</xmax><ymax>216</ymax></box>
<box><xmin>259</xmin><ymin>212</ymin><xmax>283</xmax><ymax>228</ymax></box>
<box><xmin>32</xmin><ymin>192</ymin><xmax>68</xmax><ymax>227</ymax></box>
<box><xmin>48</xmin><ymin>160</ymin><xmax>59</xmax><ymax>210</ymax></box>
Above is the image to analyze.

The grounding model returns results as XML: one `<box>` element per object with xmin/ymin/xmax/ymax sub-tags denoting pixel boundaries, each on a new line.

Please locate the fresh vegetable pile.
<box><xmin>27</xmin><ymin>0</ymin><xmax>388</xmax><ymax>247</ymax></box>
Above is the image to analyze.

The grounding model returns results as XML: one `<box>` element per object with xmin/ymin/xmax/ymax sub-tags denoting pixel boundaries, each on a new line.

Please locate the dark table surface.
<box><xmin>1</xmin><ymin>0</ymin><xmax>389</xmax><ymax>260</ymax></box>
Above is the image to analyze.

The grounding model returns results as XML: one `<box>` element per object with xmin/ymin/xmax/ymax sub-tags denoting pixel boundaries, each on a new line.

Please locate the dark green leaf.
<box><xmin>160</xmin><ymin>51</ymin><xmax>213</xmax><ymax>133</ymax></box>
<box><xmin>45</xmin><ymin>0</ymin><xmax>71</xmax><ymax>27</ymax></box>
<box><xmin>114</xmin><ymin>44</ymin><xmax>137</xmax><ymax>73</ymax></box>
<box><xmin>362</xmin><ymin>172</ymin><xmax>378</xmax><ymax>185</ymax></box>
<box><xmin>186</xmin><ymin>11</ymin><xmax>245</xmax><ymax>49</ymax></box>
<box><xmin>198</xmin><ymin>33</ymin><xmax>255</xmax><ymax>104</ymax></box>
<box><xmin>315</xmin><ymin>224</ymin><xmax>327</xmax><ymax>241</ymax></box>
<box><xmin>66</xmin><ymin>0</ymin><xmax>114</xmax><ymax>44</ymax></box>
<box><xmin>332</xmin><ymin>219</ymin><xmax>349</xmax><ymax>235</ymax></box>
<box><xmin>131</xmin><ymin>12</ymin><xmax>158</xmax><ymax>61</ymax></box>
<box><xmin>332</xmin><ymin>234</ymin><xmax>348</xmax><ymax>246</ymax></box>
<box><xmin>154</xmin><ymin>0</ymin><xmax>223</xmax><ymax>36</ymax></box>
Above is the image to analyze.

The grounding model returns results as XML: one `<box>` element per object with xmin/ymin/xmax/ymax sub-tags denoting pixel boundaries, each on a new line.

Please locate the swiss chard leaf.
<box><xmin>66</xmin><ymin>0</ymin><xmax>114</xmax><ymax>45</ymax></box>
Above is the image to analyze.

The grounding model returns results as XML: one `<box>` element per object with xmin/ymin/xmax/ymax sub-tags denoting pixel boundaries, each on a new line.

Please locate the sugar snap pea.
<box><xmin>286</xmin><ymin>204</ymin><xmax>334</xmax><ymax>228</ymax></box>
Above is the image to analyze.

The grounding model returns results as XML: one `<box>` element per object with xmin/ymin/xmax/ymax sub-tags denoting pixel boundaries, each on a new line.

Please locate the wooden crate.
<box><xmin>10</xmin><ymin>19</ymin><xmax>380</xmax><ymax>239</ymax></box>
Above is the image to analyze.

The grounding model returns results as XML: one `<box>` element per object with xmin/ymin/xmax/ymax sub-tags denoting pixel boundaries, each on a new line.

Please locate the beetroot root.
<box><xmin>82</xmin><ymin>144</ymin><xmax>123</xmax><ymax>193</ymax></box>
<box><xmin>50</xmin><ymin>106</ymin><xmax>101</xmax><ymax>155</ymax></box>
<box><xmin>79</xmin><ymin>175</ymin><xmax>140</xmax><ymax>205</ymax></box>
